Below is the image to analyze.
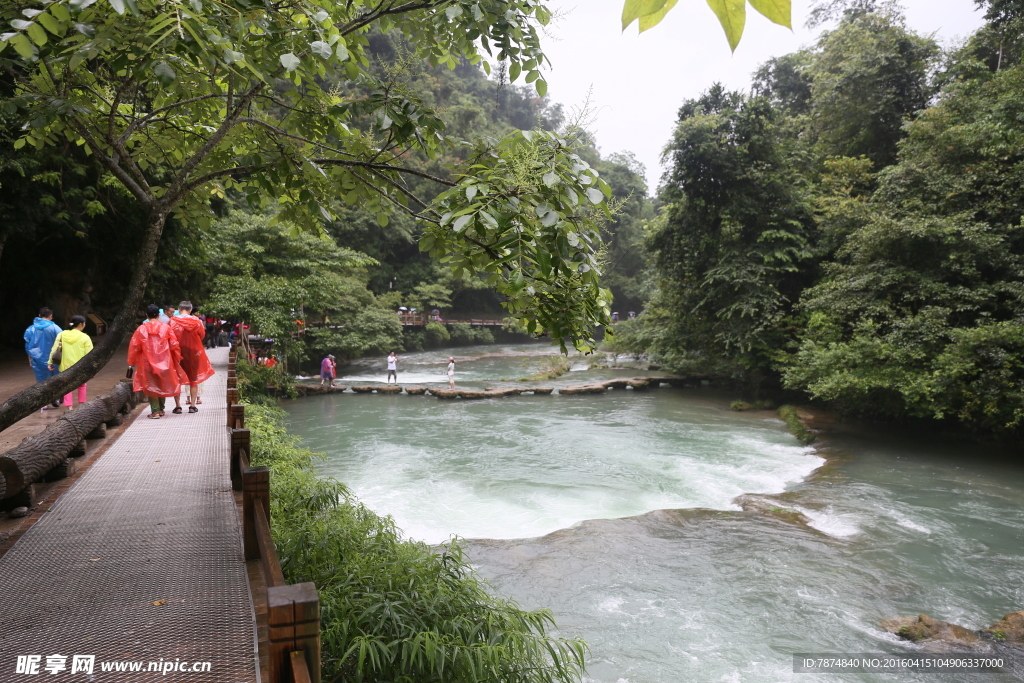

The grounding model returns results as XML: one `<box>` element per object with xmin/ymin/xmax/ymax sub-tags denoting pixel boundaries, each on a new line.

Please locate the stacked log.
<box><xmin>0</xmin><ymin>383</ymin><xmax>135</xmax><ymax>499</ymax></box>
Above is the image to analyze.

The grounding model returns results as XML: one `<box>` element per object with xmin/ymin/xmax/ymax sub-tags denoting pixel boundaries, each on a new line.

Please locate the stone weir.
<box><xmin>294</xmin><ymin>376</ymin><xmax>698</xmax><ymax>400</ymax></box>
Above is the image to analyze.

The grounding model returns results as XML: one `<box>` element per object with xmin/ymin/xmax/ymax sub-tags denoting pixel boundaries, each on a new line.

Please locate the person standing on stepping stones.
<box><xmin>386</xmin><ymin>351</ymin><xmax>399</xmax><ymax>384</ymax></box>
<box><xmin>320</xmin><ymin>354</ymin><xmax>336</xmax><ymax>387</ymax></box>
<box><xmin>129</xmin><ymin>304</ymin><xmax>185</xmax><ymax>419</ymax></box>
<box><xmin>169</xmin><ymin>301</ymin><xmax>216</xmax><ymax>414</ymax></box>
<box><xmin>447</xmin><ymin>356</ymin><xmax>456</xmax><ymax>389</ymax></box>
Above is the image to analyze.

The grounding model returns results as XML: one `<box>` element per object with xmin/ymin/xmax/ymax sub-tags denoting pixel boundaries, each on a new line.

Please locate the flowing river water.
<box><xmin>284</xmin><ymin>344</ymin><xmax>1024</xmax><ymax>682</ymax></box>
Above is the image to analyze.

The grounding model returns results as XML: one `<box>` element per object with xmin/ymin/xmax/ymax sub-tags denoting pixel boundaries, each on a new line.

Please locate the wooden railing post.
<box><xmin>230</xmin><ymin>428</ymin><xmax>250</xmax><ymax>490</ymax></box>
<box><xmin>227</xmin><ymin>374</ymin><xmax>238</xmax><ymax>389</ymax></box>
<box><xmin>227</xmin><ymin>387</ymin><xmax>239</xmax><ymax>408</ymax></box>
<box><xmin>242</xmin><ymin>466</ymin><xmax>269</xmax><ymax>561</ymax></box>
<box><xmin>229</xmin><ymin>404</ymin><xmax>245</xmax><ymax>429</ymax></box>
<box><xmin>269</xmin><ymin>583</ymin><xmax>321</xmax><ymax>683</ymax></box>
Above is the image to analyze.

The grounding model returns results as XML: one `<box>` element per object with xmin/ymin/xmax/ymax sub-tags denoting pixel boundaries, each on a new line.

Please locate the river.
<box><xmin>284</xmin><ymin>344</ymin><xmax>1024</xmax><ymax>682</ymax></box>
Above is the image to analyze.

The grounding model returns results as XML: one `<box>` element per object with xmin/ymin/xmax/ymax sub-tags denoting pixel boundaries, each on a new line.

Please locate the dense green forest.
<box><xmin>611</xmin><ymin>0</ymin><xmax>1024</xmax><ymax>438</ymax></box>
<box><xmin>0</xmin><ymin>31</ymin><xmax>648</xmax><ymax>367</ymax></box>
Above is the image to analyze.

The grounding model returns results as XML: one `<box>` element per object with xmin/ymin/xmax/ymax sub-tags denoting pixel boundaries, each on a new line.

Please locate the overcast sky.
<box><xmin>532</xmin><ymin>0</ymin><xmax>987</xmax><ymax>188</ymax></box>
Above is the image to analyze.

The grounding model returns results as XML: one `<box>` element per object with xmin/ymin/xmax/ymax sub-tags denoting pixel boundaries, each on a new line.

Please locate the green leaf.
<box><xmin>309</xmin><ymin>40</ymin><xmax>331</xmax><ymax>59</ymax></box>
<box><xmin>108</xmin><ymin>0</ymin><xmax>125</xmax><ymax>15</ymax></box>
<box><xmin>509</xmin><ymin>62</ymin><xmax>521</xmax><ymax>82</ymax></box>
<box><xmin>223</xmin><ymin>48</ymin><xmax>244</xmax><ymax>64</ymax></box>
<box><xmin>50</xmin><ymin>4</ymin><xmax>71</xmax><ymax>21</ymax></box>
<box><xmin>543</xmin><ymin>171</ymin><xmax>558</xmax><ymax>187</ymax></box>
<box><xmin>705</xmin><ymin>0</ymin><xmax>746</xmax><ymax>51</ymax></box>
<box><xmin>541</xmin><ymin>211</ymin><xmax>558</xmax><ymax>227</ymax></box>
<box><xmin>153</xmin><ymin>60</ymin><xmax>176</xmax><ymax>86</ymax></box>
<box><xmin>335</xmin><ymin>42</ymin><xmax>349</xmax><ymax>61</ymax></box>
<box><xmin>9</xmin><ymin>33</ymin><xmax>34</xmax><ymax>58</ymax></box>
<box><xmin>536</xmin><ymin>79</ymin><xmax>547</xmax><ymax>97</ymax></box>
<box><xmin>586</xmin><ymin>187</ymin><xmax>604</xmax><ymax>205</ymax></box>
<box><xmin>279</xmin><ymin>53</ymin><xmax>300</xmax><ymax>72</ymax></box>
<box><xmin>621</xmin><ymin>0</ymin><xmax>670</xmax><ymax>30</ymax></box>
<box><xmin>26</xmin><ymin>22</ymin><xmax>47</xmax><ymax>46</ymax></box>
<box><xmin>36</xmin><ymin>13</ymin><xmax>62</xmax><ymax>35</ymax></box>
<box><xmin>748</xmin><ymin>0</ymin><xmax>791</xmax><ymax>27</ymax></box>
<box><xmin>638</xmin><ymin>0</ymin><xmax>679</xmax><ymax>31</ymax></box>
<box><xmin>453</xmin><ymin>214</ymin><xmax>472</xmax><ymax>232</ymax></box>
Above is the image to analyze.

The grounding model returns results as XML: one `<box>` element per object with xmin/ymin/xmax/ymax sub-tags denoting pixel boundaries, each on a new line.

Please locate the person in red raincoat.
<box><xmin>168</xmin><ymin>300</ymin><xmax>216</xmax><ymax>413</ymax></box>
<box><xmin>129</xmin><ymin>304</ymin><xmax>185</xmax><ymax>419</ymax></box>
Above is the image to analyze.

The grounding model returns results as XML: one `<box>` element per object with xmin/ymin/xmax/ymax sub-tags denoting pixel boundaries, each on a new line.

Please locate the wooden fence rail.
<box><xmin>228</xmin><ymin>346</ymin><xmax>320</xmax><ymax>683</ymax></box>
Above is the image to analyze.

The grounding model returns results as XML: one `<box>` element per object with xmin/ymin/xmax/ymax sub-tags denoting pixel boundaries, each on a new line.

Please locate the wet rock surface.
<box><xmin>985</xmin><ymin>611</ymin><xmax>1024</xmax><ymax>645</ymax></box>
<box><xmin>881</xmin><ymin>614</ymin><xmax>985</xmax><ymax>650</ymax></box>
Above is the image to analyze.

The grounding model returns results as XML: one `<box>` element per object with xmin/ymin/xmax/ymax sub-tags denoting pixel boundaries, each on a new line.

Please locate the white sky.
<box><xmin>534</xmin><ymin>0</ymin><xmax>987</xmax><ymax>187</ymax></box>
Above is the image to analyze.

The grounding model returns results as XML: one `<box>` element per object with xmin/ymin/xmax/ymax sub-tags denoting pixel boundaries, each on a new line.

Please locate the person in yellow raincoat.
<box><xmin>48</xmin><ymin>315</ymin><xmax>94</xmax><ymax>410</ymax></box>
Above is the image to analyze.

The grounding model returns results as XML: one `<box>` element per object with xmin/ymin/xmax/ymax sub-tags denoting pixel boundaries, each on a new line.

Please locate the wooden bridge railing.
<box><xmin>227</xmin><ymin>347</ymin><xmax>320</xmax><ymax>683</ymax></box>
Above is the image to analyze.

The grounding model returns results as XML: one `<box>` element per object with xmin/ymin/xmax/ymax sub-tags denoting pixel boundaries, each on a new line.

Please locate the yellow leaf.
<box><xmin>152</xmin><ymin>600</ymin><xmax>166</xmax><ymax>606</ymax></box>
<box><xmin>638</xmin><ymin>0</ymin><xmax>679</xmax><ymax>32</ymax></box>
<box><xmin>89</xmin><ymin>558</ymin><xmax>100</xmax><ymax>561</ymax></box>
<box><xmin>621</xmin><ymin>0</ymin><xmax>670</xmax><ymax>31</ymax></box>
<box><xmin>705</xmin><ymin>0</ymin><xmax>746</xmax><ymax>51</ymax></box>
<box><xmin>748</xmin><ymin>0</ymin><xmax>791</xmax><ymax>28</ymax></box>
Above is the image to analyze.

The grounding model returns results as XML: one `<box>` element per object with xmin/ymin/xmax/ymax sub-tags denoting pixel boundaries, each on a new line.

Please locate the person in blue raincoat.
<box><xmin>24</xmin><ymin>307</ymin><xmax>62</xmax><ymax>409</ymax></box>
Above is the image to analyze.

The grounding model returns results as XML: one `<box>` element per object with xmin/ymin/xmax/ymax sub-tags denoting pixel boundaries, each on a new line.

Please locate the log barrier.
<box><xmin>0</xmin><ymin>379</ymin><xmax>137</xmax><ymax>503</ymax></box>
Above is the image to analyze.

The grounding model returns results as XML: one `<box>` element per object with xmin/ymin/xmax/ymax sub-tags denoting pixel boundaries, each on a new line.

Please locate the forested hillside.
<box><xmin>620</xmin><ymin>0</ymin><xmax>1024</xmax><ymax>437</ymax></box>
<box><xmin>0</xmin><ymin>31</ymin><xmax>649</xmax><ymax>358</ymax></box>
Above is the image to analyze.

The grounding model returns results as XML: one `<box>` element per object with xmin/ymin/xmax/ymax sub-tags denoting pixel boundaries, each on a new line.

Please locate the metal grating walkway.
<box><xmin>0</xmin><ymin>348</ymin><xmax>257</xmax><ymax>682</ymax></box>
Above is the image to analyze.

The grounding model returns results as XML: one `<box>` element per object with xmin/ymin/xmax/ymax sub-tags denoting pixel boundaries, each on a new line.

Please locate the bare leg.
<box><xmin>190</xmin><ymin>384</ymin><xmax>199</xmax><ymax>405</ymax></box>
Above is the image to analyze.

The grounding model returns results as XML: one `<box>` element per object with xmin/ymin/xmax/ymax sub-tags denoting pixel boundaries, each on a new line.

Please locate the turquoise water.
<box><xmin>284</xmin><ymin>344</ymin><xmax>1024</xmax><ymax>682</ymax></box>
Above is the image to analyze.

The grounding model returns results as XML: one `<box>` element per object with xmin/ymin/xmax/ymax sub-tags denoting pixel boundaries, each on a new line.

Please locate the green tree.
<box><xmin>646</xmin><ymin>86</ymin><xmax>815</xmax><ymax>376</ymax></box>
<box><xmin>783</xmin><ymin>62</ymin><xmax>1024</xmax><ymax>432</ymax></box>
<box><xmin>0</xmin><ymin>0</ymin><xmax>613</xmax><ymax>429</ymax></box>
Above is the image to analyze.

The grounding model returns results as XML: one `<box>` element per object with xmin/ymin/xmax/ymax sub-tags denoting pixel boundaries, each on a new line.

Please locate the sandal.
<box><xmin>172</xmin><ymin>406</ymin><xmax>183</xmax><ymax>414</ymax></box>
<box><xmin>195</xmin><ymin>397</ymin><xmax>202</xmax><ymax>404</ymax></box>
<box><xmin>188</xmin><ymin>406</ymin><xmax>198</xmax><ymax>413</ymax></box>
<box><xmin>148</xmin><ymin>413</ymin><xmax>161</xmax><ymax>419</ymax></box>
<box><xmin>158</xmin><ymin>410</ymin><xmax>166</xmax><ymax>417</ymax></box>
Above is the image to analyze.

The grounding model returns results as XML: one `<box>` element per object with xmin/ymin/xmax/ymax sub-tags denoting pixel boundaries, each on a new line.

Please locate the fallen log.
<box><xmin>0</xmin><ymin>385</ymin><xmax>132</xmax><ymax>498</ymax></box>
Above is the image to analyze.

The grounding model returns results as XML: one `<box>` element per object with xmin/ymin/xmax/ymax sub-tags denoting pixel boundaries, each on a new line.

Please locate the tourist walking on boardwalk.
<box><xmin>24</xmin><ymin>307</ymin><xmax>63</xmax><ymax>409</ymax></box>
<box><xmin>48</xmin><ymin>315</ymin><xmax>94</xmax><ymax>410</ymax></box>
<box><xmin>169</xmin><ymin>301</ymin><xmax>215</xmax><ymax>414</ymax></box>
<box><xmin>386</xmin><ymin>351</ymin><xmax>399</xmax><ymax>384</ymax></box>
<box><xmin>447</xmin><ymin>356</ymin><xmax>455</xmax><ymax>389</ymax></box>
<box><xmin>320</xmin><ymin>354</ymin><xmax>336</xmax><ymax>387</ymax></box>
<box><xmin>129</xmin><ymin>304</ymin><xmax>184</xmax><ymax>419</ymax></box>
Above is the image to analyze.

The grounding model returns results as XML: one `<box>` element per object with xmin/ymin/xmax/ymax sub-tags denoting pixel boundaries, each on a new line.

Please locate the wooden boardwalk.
<box><xmin>0</xmin><ymin>348</ymin><xmax>258</xmax><ymax>681</ymax></box>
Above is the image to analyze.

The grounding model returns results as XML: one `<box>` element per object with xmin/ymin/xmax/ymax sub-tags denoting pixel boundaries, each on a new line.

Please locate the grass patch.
<box><xmin>519</xmin><ymin>356</ymin><xmax>572</xmax><ymax>382</ymax></box>
<box><xmin>778</xmin><ymin>405</ymin><xmax>815</xmax><ymax>445</ymax></box>
<box><xmin>244</xmin><ymin>401</ymin><xmax>587</xmax><ymax>683</ymax></box>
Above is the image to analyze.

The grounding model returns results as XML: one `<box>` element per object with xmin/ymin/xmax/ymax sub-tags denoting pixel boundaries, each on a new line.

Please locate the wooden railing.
<box><xmin>227</xmin><ymin>347</ymin><xmax>320</xmax><ymax>683</ymax></box>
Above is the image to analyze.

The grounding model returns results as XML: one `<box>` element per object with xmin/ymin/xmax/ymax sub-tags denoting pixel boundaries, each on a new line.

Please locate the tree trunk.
<box><xmin>0</xmin><ymin>210</ymin><xmax>167</xmax><ymax>434</ymax></box>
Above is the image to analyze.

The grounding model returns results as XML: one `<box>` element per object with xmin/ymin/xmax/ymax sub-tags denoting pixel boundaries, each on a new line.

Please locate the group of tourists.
<box><xmin>129</xmin><ymin>302</ymin><xmax>216</xmax><ymax>419</ymax></box>
<box><xmin>23</xmin><ymin>308</ymin><xmax>94</xmax><ymax>411</ymax></box>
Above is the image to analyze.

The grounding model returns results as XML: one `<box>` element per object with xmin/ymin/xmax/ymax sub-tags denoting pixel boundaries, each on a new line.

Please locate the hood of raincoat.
<box><xmin>25</xmin><ymin>318</ymin><xmax>61</xmax><ymax>362</ymax></box>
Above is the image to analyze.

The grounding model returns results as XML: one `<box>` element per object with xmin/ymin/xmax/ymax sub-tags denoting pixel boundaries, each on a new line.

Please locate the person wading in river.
<box><xmin>446</xmin><ymin>356</ymin><xmax>455</xmax><ymax>389</ymax></box>
<box><xmin>129</xmin><ymin>304</ymin><xmax>185</xmax><ymax>419</ymax></box>
<box><xmin>386</xmin><ymin>351</ymin><xmax>399</xmax><ymax>384</ymax></box>
<box><xmin>169</xmin><ymin>300</ymin><xmax>216</xmax><ymax>414</ymax></box>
